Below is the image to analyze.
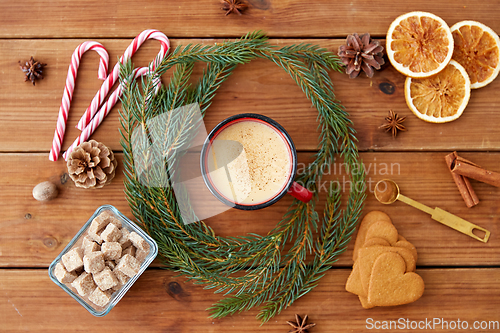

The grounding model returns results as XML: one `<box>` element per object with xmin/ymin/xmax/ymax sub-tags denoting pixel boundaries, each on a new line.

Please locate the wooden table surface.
<box><xmin>1</xmin><ymin>1</ymin><xmax>500</xmax><ymax>332</ymax></box>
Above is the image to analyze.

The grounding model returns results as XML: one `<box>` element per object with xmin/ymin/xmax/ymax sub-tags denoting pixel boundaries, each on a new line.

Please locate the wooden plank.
<box><xmin>1</xmin><ymin>0</ymin><xmax>499</xmax><ymax>38</ymax></box>
<box><xmin>2</xmin><ymin>39</ymin><xmax>500</xmax><ymax>153</ymax></box>
<box><xmin>1</xmin><ymin>152</ymin><xmax>499</xmax><ymax>267</ymax></box>
<box><xmin>0</xmin><ymin>268</ymin><xmax>499</xmax><ymax>332</ymax></box>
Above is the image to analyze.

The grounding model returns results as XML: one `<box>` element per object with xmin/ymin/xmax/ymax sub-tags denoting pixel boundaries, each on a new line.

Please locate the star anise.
<box><xmin>287</xmin><ymin>314</ymin><xmax>316</xmax><ymax>333</ymax></box>
<box><xmin>19</xmin><ymin>56</ymin><xmax>47</xmax><ymax>86</ymax></box>
<box><xmin>338</xmin><ymin>33</ymin><xmax>385</xmax><ymax>79</ymax></box>
<box><xmin>221</xmin><ymin>0</ymin><xmax>248</xmax><ymax>16</ymax></box>
<box><xmin>379</xmin><ymin>110</ymin><xmax>407</xmax><ymax>138</ymax></box>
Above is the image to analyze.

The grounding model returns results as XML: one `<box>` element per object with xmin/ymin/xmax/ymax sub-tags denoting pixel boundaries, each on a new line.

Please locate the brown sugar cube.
<box><xmin>89</xmin><ymin>215</ymin><xmax>108</xmax><ymax>234</ymax></box>
<box><xmin>88</xmin><ymin>287</ymin><xmax>112</xmax><ymax>307</ymax></box>
<box><xmin>107</xmin><ymin>215</ymin><xmax>122</xmax><ymax>229</ymax></box>
<box><xmin>105</xmin><ymin>260</ymin><xmax>116</xmax><ymax>270</ymax></box>
<box><xmin>83</xmin><ymin>236</ymin><xmax>101</xmax><ymax>256</ymax></box>
<box><xmin>135</xmin><ymin>248</ymin><xmax>148</xmax><ymax>264</ymax></box>
<box><xmin>93</xmin><ymin>267</ymin><xmax>119</xmax><ymax>291</ymax></box>
<box><xmin>129</xmin><ymin>232</ymin><xmax>150</xmax><ymax>252</ymax></box>
<box><xmin>88</xmin><ymin>228</ymin><xmax>103</xmax><ymax>244</ymax></box>
<box><xmin>61</xmin><ymin>247</ymin><xmax>84</xmax><ymax>272</ymax></box>
<box><xmin>71</xmin><ymin>272</ymin><xmax>96</xmax><ymax>296</ymax></box>
<box><xmin>113</xmin><ymin>267</ymin><xmax>130</xmax><ymax>285</ymax></box>
<box><xmin>54</xmin><ymin>262</ymin><xmax>77</xmax><ymax>283</ymax></box>
<box><xmin>122</xmin><ymin>246</ymin><xmax>136</xmax><ymax>257</ymax></box>
<box><xmin>82</xmin><ymin>235</ymin><xmax>93</xmax><ymax>248</ymax></box>
<box><xmin>95</xmin><ymin>210</ymin><xmax>122</xmax><ymax>229</ymax></box>
<box><xmin>86</xmin><ymin>242</ymin><xmax>101</xmax><ymax>256</ymax></box>
<box><xmin>88</xmin><ymin>215</ymin><xmax>112</xmax><ymax>245</ymax></box>
<box><xmin>102</xmin><ymin>242</ymin><xmax>122</xmax><ymax>261</ymax></box>
<box><xmin>101</xmin><ymin>223</ymin><xmax>122</xmax><ymax>243</ymax></box>
<box><xmin>119</xmin><ymin>228</ymin><xmax>132</xmax><ymax>249</ymax></box>
<box><xmin>95</xmin><ymin>210</ymin><xmax>113</xmax><ymax>221</ymax></box>
<box><xmin>83</xmin><ymin>251</ymin><xmax>105</xmax><ymax>274</ymax></box>
<box><xmin>116</xmin><ymin>254</ymin><xmax>141</xmax><ymax>277</ymax></box>
<box><xmin>111</xmin><ymin>284</ymin><xmax>122</xmax><ymax>292</ymax></box>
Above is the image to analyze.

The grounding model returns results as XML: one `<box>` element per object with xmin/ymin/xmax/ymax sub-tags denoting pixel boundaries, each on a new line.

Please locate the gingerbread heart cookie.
<box><xmin>363</xmin><ymin>237</ymin><xmax>391</xmax><ymax>248</ymax></box>
<box><xmin>394</xmin><ymin>240</ymin><xmax>418</xmax><ymax>261</ymax></box>
<box><xmin>353</xmin><ymin>211</ymin><xmax>392</xmax><ymax>261</ymax></box>
<box><xmin>358</xmin><ymin>295</ymin><xmax>376</xmax><ymax>309</ymax></box>
<box><xmin>358</xmin><ymin>246</ymin><xmax>416</xmax><ymax>294</ymax></box>
<box><xmin>345</xmin><ymin>261</ymin><xmax>365</xmax><ymax>296</ymax></box>
<box><xmin>345</xmin><ymin>211</ymin><xmax>424</xmax><ymax>309</ymax></box>
<box><xmin>368</xmin><ymin>252</ymin><xmax>425</xmax><ymax>306</ymax></box>
<box><xmin>365</xmin><ymin>221</ymin><xmax>399</xmax><ymax>245</ymax></box>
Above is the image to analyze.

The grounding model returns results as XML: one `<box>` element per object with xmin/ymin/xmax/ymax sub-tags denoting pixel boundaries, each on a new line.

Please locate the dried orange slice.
<box><xmin>386</xmin><ymin>12</ymin><xmax>454</xmax><ymax>78</ymax></box>
<box><xmin>405</xmin><ymin>60</ymin><xmax>471</xmax><ymax>123</ymax></box>
<box><xmin>451</xmin><ymin>21</ymin><xmax>500</xmax><ymax>89</ymax></box>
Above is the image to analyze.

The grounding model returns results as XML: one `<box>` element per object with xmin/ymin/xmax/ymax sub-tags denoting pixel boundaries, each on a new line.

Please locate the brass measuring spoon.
<box><xmin>374</xmin><ymin>179</ymin><xmax>490</xmax><ymax>243</ymax></box>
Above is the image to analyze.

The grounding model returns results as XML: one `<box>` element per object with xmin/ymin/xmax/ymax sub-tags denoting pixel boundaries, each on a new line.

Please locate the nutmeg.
<box><xmin>33</xmin><ymin>181</ymin><xmax>58</xmax><ymax>202</ymax></box>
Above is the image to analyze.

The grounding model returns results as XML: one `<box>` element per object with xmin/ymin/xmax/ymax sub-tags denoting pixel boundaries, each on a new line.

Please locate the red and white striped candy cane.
<box><xmin>76</xmin><ymin>29</ymin><xmax>170</xmax><ymax>130</ymax></box>
<box><xmin>48</xmin><ymin>41</ymin><xmax>109</xmax><ymax>161</ymax></box>
<box><xmin>62</xmin><ymin>67</ymin><xmax>162</xmax><ymax>160</ymax></box>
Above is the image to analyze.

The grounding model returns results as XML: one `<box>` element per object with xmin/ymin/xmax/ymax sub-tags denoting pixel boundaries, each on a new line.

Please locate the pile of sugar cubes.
<box><xmin>53</xmin><ymin>210</ymin><xmax>150</xmax><ymax>307</ymax></box>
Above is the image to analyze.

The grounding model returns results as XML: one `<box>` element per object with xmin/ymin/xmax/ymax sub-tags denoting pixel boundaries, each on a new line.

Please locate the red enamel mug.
<box><xmin>200</xmin><ymin>113</ymin><xmax>313</xmax><ymax>210</ymax></box>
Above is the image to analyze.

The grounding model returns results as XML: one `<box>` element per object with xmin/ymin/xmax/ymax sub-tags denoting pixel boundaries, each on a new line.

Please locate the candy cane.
<box><xmin>76</xmin><ymin>29</ymin><xmax>170</xmax><ymax>130</ymax></box>
<box><xmin>48</xmin><ymin>42</ymin><xmax>109</xmax><ymax>161</ymax></box>
<box><xmin>62</xmin><ymin>67</ymin><xmax>162</xmax><ymax>160</ymax></box>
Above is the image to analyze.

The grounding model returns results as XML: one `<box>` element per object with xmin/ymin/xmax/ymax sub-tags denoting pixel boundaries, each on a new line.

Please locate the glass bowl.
<box><xmin>48</xmin><ymin>205</ymin><xmax>158</xmax><ymax>317</ymax></box>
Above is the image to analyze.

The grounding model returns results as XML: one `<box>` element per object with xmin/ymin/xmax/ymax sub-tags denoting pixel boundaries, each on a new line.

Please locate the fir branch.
<box><xmin>155</xmin><ymin>30</ymin><xmax>268</xmax><ymax>76</ymax></box>
<box><xmin>252</xmin><ymin>52</ymin><xmax>365</xmax><ymax>322</ymax></box>
<box><xmin>119</xmin><ymin>31</ymin><xmax>366</xmax><ymax>324</ymax></box>
<box><xmin>208</xmin><ymin>201</ymin><xmax>317</xmax><ymax>318</ymax></box>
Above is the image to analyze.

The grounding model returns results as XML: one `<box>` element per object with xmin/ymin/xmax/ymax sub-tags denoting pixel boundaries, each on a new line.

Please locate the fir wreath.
<box><xmin>119</xmin><ymin>31</ymin><xmax>366</xmax><ymax>323</ymax></box>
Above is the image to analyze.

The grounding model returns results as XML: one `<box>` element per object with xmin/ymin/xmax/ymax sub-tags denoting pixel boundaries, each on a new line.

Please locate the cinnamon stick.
<box><xmin>452</xmin><ymin>159</ymin><xmax>500</xmax><ymax>188</ymax></box>
<box><xmin>445</xmin><ymin>152</ymin><xmax>479</xmax><ymax>208</ymax></box>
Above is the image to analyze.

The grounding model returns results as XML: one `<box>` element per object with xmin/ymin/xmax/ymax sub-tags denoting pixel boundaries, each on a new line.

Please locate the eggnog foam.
<box><xmin>207</xmin><ymin>121</ymin><xmax>291</xmax><ymax>204</ymax></box>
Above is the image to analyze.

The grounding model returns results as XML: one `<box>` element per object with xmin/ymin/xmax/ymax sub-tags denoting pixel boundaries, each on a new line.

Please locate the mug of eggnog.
<box><xmin>200</xmin><ymin>113</ymin><xmax>313</xmax><ymax>210</ymax></box>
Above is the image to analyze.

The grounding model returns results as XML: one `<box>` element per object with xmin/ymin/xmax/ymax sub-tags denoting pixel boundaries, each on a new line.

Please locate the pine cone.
<box><xmin>66</xmin><ymin>140</ymin><xmax>118</xmax><ymax>189</ymax></box>
<box><xmin>338</xmin><ymin>33</ymin><xmax>385</xmax><ymax>79</ymax></box>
